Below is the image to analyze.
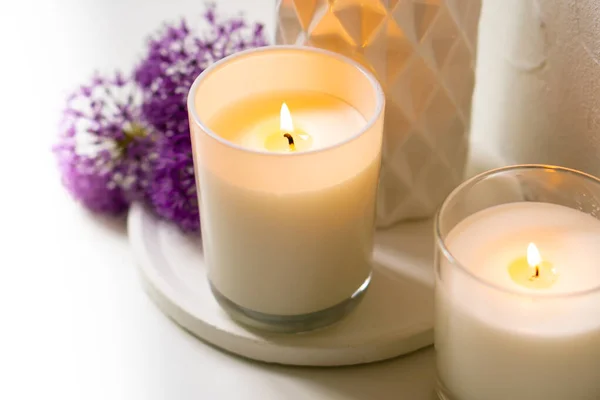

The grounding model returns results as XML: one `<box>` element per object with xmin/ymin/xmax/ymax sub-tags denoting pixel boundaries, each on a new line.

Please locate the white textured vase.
<box><xmin>471</xmin><ymin>0</ymin><xmax>600</xmax><ymax>177</ymax></box>
<box><xmin>276</xmin><ymin>0</ymin><xmax>481</xmax><ymax>227</ymax></box>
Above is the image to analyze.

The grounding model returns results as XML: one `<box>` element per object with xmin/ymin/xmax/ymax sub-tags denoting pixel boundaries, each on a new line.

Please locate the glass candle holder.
<box><xmin>434</xmin><ymin>165</ymin><xmax>600</xmax><ymax>400</ymax></box>
<box><xmin>187</xmin><ymin>46</ymin><xmax>385</xmax><ymax>333</ymax></box>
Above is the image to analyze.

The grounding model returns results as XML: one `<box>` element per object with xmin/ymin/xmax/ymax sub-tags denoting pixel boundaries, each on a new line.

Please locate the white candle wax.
<box><xmin>215</xmin><ymin>92</ymin><xmax>366</xmax><ymax>152</ymax></box>
<box><xmin>436</xmin><ymin>202</ymin><xmax>600</xmax><ymax>400</ymax></box>
<box><xmin>189</xmin><ymin>47</ymin><xmax>384</xmax><ymax>331</ymax></box>
<box><xmin>197</xmin><ymin>91</ymin><xmax>381</xmax><ymax>316</ymax></box>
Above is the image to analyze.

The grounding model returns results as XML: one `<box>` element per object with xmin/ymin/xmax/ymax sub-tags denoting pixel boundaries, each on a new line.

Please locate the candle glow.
<box><xmin>527</xmin><ymin>242</ymin><xmax>542</xmax><ymax>267</ymax></box>
<box><xmin>527</xmin><ymin>242</ymin><xmax>542</xmax><ymax>278</ymax></box>
<box><xmin>507</xmin><ymin>242</ymin><xmax>557</xmax><ymax>289</ymax></box>
<box><xmin>280</xmin><ymin>102</ymin><xmax>294</xmax><ymax>132</ymax></box>
<box><xmin>262</xmin><ymin>101</ymin><xmax>313</xmax><ymax>152</ymax></box>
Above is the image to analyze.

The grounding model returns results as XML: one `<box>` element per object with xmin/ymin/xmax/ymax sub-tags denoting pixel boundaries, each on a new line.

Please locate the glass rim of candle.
<box><xmin>186</xmin><ymin>45</ymin><xmax>385</xmax><ymax>156</ymax></box>
<box><xmin>435</xmin><ymin>164</ymin><xmax>600</xmax><ymax>299</ymax></box>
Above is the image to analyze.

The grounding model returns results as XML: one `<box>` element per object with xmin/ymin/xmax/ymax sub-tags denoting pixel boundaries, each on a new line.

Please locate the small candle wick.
<box><xmin>283</xmin><ymin>133</ymin><xmax>295</xmax><ymax>150</ymax></box>
<box><xmin>529</xmin><ymin>264</ymin><xmax>540</xmax><ymax>281</ymax></box>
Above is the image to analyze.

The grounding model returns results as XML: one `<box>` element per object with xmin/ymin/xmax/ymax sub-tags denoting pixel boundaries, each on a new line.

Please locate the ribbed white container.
<box><xmin>471</xmin><ymin>0</ymin><xmax>600</xmax><ymax>177</ymax></box>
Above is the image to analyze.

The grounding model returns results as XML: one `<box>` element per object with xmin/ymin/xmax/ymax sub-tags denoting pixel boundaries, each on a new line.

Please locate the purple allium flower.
<box><xmin>53</xmin><ymin>72</ymin><xmax>155</xmax><ymax>215</ymax></box>
<box><xmin>150</xmin><ymin>135</ymin><xmax>199</xmax><ymax>232</ymax></box>
<box><xmin>135</xmin><ymin>5</ymin><xmax>268</xmax><ymax>231</ymax></box>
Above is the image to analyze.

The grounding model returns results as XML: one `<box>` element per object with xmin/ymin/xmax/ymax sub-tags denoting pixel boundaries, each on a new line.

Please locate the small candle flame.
<box><xmin>280</xmin><ymin>102</ymin><xmax>294</xmax><ymax>133</ymax></box>
<box><xmin>527</xmin><ymin>243</ymin><xmax>542</xmax><ymax>268</ymax></box>
<box><xmin>509</xmin><ymin>243</ymin><xmax>556</xmax><ymax>288</ymax></box>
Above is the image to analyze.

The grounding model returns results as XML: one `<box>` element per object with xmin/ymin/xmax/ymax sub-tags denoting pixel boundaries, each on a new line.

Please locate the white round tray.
<box><xmin>128</xmin><ymin>144</ymin><xmax>502</xmax><ymax>366</ymax></box>
<box><xmin>129</xmin><ymin>205</ymin><xmax>435</xmax><ymax>366</ymax></box>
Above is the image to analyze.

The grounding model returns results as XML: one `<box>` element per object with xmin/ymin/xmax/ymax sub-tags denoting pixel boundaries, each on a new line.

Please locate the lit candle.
<box><xmin>435</xmin><ymin>166</ymin><xmax>600</xmax><ymax>400</ymax></box>
<box><xmin>262</xmin><ymin>103</ymin><xmax>312</xmax><ymax>152</ymax></box>
<box><xmin>212</xmin><ymin>94</ymin><xmax>365</xmax><ymax>153</ymax></box>
<box><xmin>188</xmin><ymin>46</ymin><xmax>384</xmax><ymax>332</ymax></box>
<box><xmin>507</xmin><ymin>242</ymin><xmax>557</xmax><ymax>289</ymax></box>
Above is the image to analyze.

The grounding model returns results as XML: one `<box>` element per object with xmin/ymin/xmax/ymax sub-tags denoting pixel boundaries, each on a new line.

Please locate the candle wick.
<box><xmin>283</xmin><ymin>133</ymin><xmax>294</xmax><ymax>145</ymax></box>
<box><xmin>283</xmin><ymin>133</ymin><xmax>295</xmax><ymax>150</ymax></box>
<box><xmin>534</xmin><ymin>265</ymin><xmax>540</xmax><ymax>278</ymax></box>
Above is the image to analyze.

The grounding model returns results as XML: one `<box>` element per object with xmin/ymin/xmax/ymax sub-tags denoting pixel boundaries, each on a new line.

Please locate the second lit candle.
<box><xmin>435</xmin><ymin>166</ymin><xmax>600</xmax><ymax>400</ymax></box>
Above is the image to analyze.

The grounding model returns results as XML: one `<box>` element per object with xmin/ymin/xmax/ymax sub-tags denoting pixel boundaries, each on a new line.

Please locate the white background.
<box><xmin>0</xmin><ymin>1</ymin><xmax>434</xmax><ymax>398</ymax></box>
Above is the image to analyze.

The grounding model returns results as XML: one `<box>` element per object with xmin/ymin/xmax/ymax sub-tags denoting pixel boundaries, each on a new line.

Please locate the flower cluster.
<box><xmin>53</xmin><ymin>72</ymin><xmax>155</xmax><ymax>215</ymax></box>
<box><xmin>135</xmin><ymin>6</ymin><xmax>267</xmax><ymax>231</ymax></box>
<box><xmin>53</xmin><ymin>5</ymin><xmax>268</xmax><ymax>231</ymax></box>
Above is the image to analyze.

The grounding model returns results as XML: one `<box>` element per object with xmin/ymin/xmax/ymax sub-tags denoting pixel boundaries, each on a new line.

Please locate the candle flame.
<box><xmin>527</xmin><ymin>243</ymin><xmax>542</xmax><ymax>267</ymax></box>
<box><xmin>280</xmin><ymin>102</ymin><xmax>294</xmax><ymax>132</ymax></box>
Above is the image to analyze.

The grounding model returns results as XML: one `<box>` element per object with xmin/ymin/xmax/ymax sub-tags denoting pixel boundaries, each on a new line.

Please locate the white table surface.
<box><xmin>1</xmin><ymin>1</ymin><xmax>436</xmax><ymax>398</ymax></box>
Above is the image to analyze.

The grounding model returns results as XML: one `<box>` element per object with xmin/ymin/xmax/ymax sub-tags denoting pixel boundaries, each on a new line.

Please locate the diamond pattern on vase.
<box><xmin>376</xmin><ymin>164</ymin><xmax>414</xmax><ymax>222</ymax></box>
<box><xmin>400</xmin><ymin>130</ymin><xmax>436</xmax><ymax>180</ymax></box>
<box><xmin>421</xmin><ymin>88</ymin><xmax>468</xmax><ymax>178</ymax></box>
<box><xmin>414</xmin><ymin>158</ymin><xmax>459</xmax><ymax>212</ymax></box>
<box><xmin>276</xmin><ymin>0</ymin><xmax>481</xmax><ymax>226</ymax></box>
<box><xmin>332</xmin><ymin>0</ymin><xmax>387</xmax><ymax>46</ymax></box>
<box><xmin>423</xmin><ymin>8</ymin><xmax>459</xmax><ymax>69</ymax></box>
<box><xmin>291</xmin><ymin>0</ymin><xmax>328</xmax><ymax>31</ymax></box>
<box><xmin>306</xmin><ymin>6</ymin><xmax>357</xmax><ymax>57</ymax></box>
<box><xmin>463</xmin><ymin>0</ymin><xmax>481</xmax><ymax>52</ymax></box>
<box><xmin>359</xmin><ymin>21</ymin><xmax>388</xmax><ymax>81</ymax></box>
<box><xmin>382</xmin><ymin>102</ymin><xmax>413</xmax><ymax>163</ymax></box>
<box><xmin>386</xmin><ymin>0</ymin><xmax>401</xmax><ymax>10</ymax></box>
<box><xmin>445</xmin><ymin>0</ymin><xmax>471</xmax><ymax>25</ymax></box>
<box><xmin>382</xmin><ymin>21</ymin><xmax>413</xmax><ymax>84</ymax></box>
<box><xmin>391</xmin><ymin>0</ymin><xmax>442</xmax><ymax>43</ymax></box>
<box><xmin>390</xmin><ymin>0</ymin><xmax>419</xmax><ymax>43</ymax></box>
<box><xmin>439</xmin><ymin>116</ymin><xmax>468</xmax><ymax>174</ymax></box>
<box><xmin>277</xmin><ymin>0</ymin><xmax>304</xmax><ymax>44</ymax></box>
<box><xmin>441</xmin><ymin>39</ymin><xmax>474</xmax><ymax>115</ymax></box>
<box><xmin>421</xmin><ymin>87</ymin><xmax>457</xmax><ymax>142</ymax></box>
<box><xmin>386</xmin><ymin>151</ymin><xmax>414</xmax><ymax>190</ymax></box>
<box><xmin>389</xmin><ymin>57</ymin><xmax>437</xmax><ymax>120</ymax></box>
<box><xmin>413</xmin><ymin>0</ymin><xmax>442</xmax><ymax>41</ymax></box>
